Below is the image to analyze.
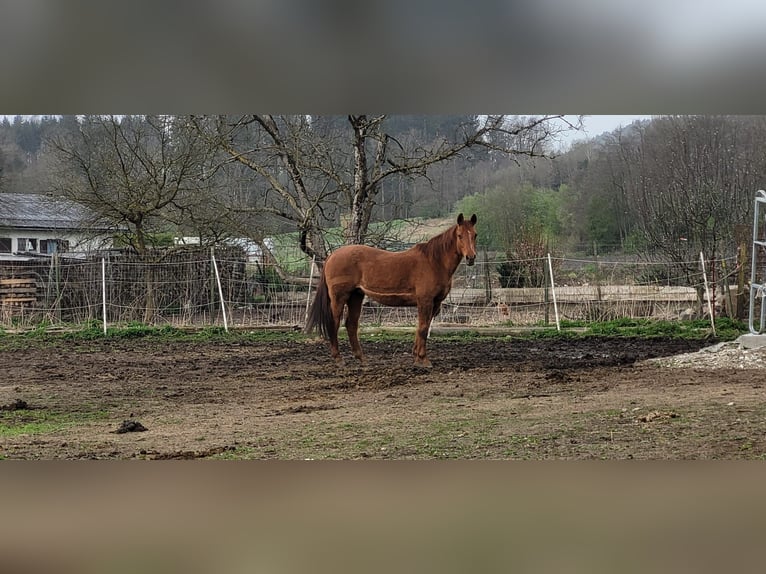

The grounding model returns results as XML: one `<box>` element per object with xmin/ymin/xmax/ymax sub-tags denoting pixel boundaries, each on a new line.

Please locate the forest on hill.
<box><xmin>2</xmin><ymin>114</ymin><xmax>765</xmax><ymax>275</ymax></box>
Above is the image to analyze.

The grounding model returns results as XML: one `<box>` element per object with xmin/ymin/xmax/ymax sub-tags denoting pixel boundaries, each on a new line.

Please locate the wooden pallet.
<box><xmin>0</xmin><ymin>277</ymin><xmax>39</xmax><ymax>308</ymax></box>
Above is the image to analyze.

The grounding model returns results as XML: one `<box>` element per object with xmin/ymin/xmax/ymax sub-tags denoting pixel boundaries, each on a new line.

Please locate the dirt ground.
<box><xmin>1</xmin><ymin>333</ymin><xmax>765</xmax><ymax>459</ymax></box>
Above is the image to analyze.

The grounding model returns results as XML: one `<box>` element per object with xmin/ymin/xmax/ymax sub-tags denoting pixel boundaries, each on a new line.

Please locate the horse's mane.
<box><xmin>413</xmin><ymin>225</ymin><xmax>456</xmax><ymax>261</ymax></box>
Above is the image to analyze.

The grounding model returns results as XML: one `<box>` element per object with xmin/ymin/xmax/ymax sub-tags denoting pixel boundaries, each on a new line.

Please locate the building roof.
<box><xmin>0</xmin><ymin>193</ymin><xmax>104</xmax><ymax>230</ymax></box>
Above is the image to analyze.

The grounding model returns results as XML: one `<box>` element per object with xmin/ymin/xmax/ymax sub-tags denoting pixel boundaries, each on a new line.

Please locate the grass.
<box><xmin>0</xmin><ymin>316</ymin><xmax>748</xmax><ymax>351</ymax></box>
<box><xmin>211</xmin><ymin>415</ymin><xmax>511</xmax><ymax>460</ymax></box>
<box><xmin>0</xmin><ymin>408</ymin><xmax>109</xmax><ymax>438</ymax></box>
<box><xmin>0</xmin><ymin>322</ymin><xmax>307</xmax><ymax>349</ymax></box>
<box><xmin>581</xmin><ymin>317</ymin><xmax>745</xmax><ymax>340</ymax></box>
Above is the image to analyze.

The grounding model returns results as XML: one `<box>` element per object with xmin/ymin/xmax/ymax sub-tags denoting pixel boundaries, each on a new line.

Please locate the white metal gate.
<box><xmin>749</xmin><ymin>190</ymin><xmax>766</xmax><ymax>333</ymax></box>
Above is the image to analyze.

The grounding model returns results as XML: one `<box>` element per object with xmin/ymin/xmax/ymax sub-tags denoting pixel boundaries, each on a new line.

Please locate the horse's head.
<box><xmin>456</xmin><ymin>213</ymin><xmax>478</xmax><ymax>266</ymax></box>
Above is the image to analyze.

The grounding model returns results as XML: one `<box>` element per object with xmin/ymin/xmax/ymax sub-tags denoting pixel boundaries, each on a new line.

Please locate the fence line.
<box><xmin>0</xmin><ymin>250</ymin><xmax>746</xmax><ymax>331</ymax></box>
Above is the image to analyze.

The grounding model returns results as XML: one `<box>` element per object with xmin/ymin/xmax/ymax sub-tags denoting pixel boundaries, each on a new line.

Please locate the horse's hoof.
<box><xmin>414</xmin><ymin>359</ymin><xmax>433</xmax><ymax>369</ymax></box>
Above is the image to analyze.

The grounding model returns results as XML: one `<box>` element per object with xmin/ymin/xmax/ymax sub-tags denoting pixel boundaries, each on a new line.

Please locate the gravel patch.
<box><xmin>644</xmin><ymin>339</ymin><xmax>766</xmax><ymax>369</ymax></box>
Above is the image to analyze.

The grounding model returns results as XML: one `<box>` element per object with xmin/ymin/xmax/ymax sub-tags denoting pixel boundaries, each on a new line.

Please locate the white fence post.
<box><xmin>211</xmin><ymin>253</ymin><xmax>229</xmax><ymax>332</ymax></box>
<box><xmin>547</xmin><ymin>253</ymin><xmax>561</xmax><ymax>331</ymax></box>
<box><xmin>101</xmin><ymin>257</ymin><xmax>107</xmax><ymax>335</ymax></box>
<box><xmin>700</xmin><ymin>252</ymin><xmax>716</xmax><ymax>336</ymax></box>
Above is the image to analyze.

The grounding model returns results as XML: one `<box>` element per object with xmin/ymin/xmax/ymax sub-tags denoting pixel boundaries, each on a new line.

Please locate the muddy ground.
<box><xmin>1</xmin><ymin>334</ymin><xmax>765</xmax><ymax>459</ymax></box>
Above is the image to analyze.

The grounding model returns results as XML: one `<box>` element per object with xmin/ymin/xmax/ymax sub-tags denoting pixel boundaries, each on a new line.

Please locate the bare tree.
<box><xmin>192</xmin><ymin>115</ymin><xmax>339</xmax><ymax>264</ymax></box>
<box><xmin>618</xmin><ymin>115</ymin><xmax>766</xmax><ymax>312</ymax></box>
<box><xmin>47</xmin><ymin>115</ymin><xmax>213</xmax><ymax>252</ymax></box>
<box><xmin>194</xmin><ymin>114</ymin><xmax>581</xmax><ymax>265</ymax></box>
<box><xmin>45</xmin><ymin>114</ymin><xmax>214</xmax><ymax>321</ymax></box>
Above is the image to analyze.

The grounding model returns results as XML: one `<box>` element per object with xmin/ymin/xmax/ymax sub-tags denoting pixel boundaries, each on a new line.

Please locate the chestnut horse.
<box><xmin>306</xmin><ymin>213</ymin><xmax>477</xmax><ymax>367</ymax></box>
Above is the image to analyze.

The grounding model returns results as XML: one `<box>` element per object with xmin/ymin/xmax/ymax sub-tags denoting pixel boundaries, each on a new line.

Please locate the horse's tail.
<box><xmin>305</xmin><ymin>268</ymin><xmax>334</xmax><ymax>339</ymax></box>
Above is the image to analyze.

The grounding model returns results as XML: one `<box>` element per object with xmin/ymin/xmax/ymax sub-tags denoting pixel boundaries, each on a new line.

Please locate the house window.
<box><xmin>0</xmin><ymin>238</ymin><xmax>11</xmax><ymax>253</ymax></box>
<box><xmin>17</xmin><ymin>238</ymin><xmax>38</xmax><ymax>252</ymax></box>
<box><xmin>40</xmin><ymin>239</ymin><xmax>69</xmax><ymax>254</ymax></box>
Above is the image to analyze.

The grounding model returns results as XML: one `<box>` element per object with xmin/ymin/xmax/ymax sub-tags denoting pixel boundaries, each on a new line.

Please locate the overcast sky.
<box><xmin>580</xmin><ymin>115</ymin><xmax>652</xmax><ymax>137</ymax></box>
<box><xmin>557</xmin><ymin>115</ymin><xmax>654</xmax><ymax>150</ymax></box>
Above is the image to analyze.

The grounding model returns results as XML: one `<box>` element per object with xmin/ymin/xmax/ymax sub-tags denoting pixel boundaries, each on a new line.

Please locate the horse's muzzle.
<box><xmin>466</xmin><ymin>256</ymin><xmax>476</xmax><ymax>266</ymax></box>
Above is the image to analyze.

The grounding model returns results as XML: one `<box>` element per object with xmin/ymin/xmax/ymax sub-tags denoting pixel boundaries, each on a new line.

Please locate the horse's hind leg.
<box><xmin>345</xmin><ymin>290</ymin><xmax>365</xmax><ymax>363</ymax></box>
<box><xmin>328</xmin><ymin>291</ymin><xmax>348</xmax><ymax>364</ymax></box>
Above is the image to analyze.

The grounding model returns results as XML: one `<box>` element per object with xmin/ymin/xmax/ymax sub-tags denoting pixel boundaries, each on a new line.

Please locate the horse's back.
<box><xmin>326</xmin><ymin>244</ymin><xmax>411</xmax><ymax>272</ymax></box>
<box><xmin>324</xmin><ymin>244</ymin><xmax>424</xmax><ymax>305</ymax></box>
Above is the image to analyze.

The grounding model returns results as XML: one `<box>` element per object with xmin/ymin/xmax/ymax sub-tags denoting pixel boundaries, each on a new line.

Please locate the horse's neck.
<box><xmin>443</xmin><ymin>251</ymin><xmax>463</xmax><ymax>276</ymax></box>
<box><xmin>432</xmin><ymin>229</ymin><xmax>463</xmax><ymax>275</ymax></box>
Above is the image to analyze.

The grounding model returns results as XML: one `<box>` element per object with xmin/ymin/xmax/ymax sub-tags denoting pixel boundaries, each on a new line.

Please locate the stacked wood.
<box><xmin>0</xmin><ymin>275</ymin><xmax>39</xmax><ymax>308</ymax></box>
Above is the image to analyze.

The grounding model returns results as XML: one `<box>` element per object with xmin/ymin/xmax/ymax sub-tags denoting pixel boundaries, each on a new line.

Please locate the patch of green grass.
<box><xmin>288</xmin><ymin>416</ymin><xmax>507</xmax><ymax>459</ymax></box>
<box><xmin>361</xmin><ymin>329</ymin><xmax>507</xmax><ymax>344</ymax></box>
<box><xmin>417</xmin><ymin>417</ymin><xmax>502</xmax><ymax>458</ymax></box>
<box><xmin>501</xmin><ymin>434</ymin><xmax>542</xmax><ymax>458</ymax></box>
<box><xmin>0</xmin><ymin>409</ymin><xmax>109</xmax><ymax>437</ymax></box>
<box><xmin>584</xmin><ymin>317</ymin><xmax>745</xmax><ymax>340</ymax></box>
<box><xmin>0</xmin><ymin>323</ymin><xmax>311</xmax><ymax>350</ymax></box>
<box><xmin>358</xmin><ymin>331</ymin><xmax>411</xmax><ymax>343</ymax></box>
<box><xmin>0</xmin><ymin>316</ymin><xmax>747</xmax><ymax>350</ymax></box>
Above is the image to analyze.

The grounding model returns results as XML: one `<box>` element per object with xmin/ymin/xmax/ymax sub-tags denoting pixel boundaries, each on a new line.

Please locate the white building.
<box><xmin>0</xmin><ymin>193</ymin><xmax>112</xmax><ymax>260</ymax></box>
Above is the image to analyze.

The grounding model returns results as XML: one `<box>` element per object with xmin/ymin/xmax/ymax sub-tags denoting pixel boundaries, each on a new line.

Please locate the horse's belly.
<box><xmin>364</xmin><ymin>290</ymin><xmax>417</xmax><ymax>307</ymax></box>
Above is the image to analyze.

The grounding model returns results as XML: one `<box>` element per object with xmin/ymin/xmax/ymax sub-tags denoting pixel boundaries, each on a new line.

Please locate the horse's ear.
<box><xmin>470</xmin><ymin>214</ymin><xmax>477</xmax><ymax>225</ymax></box>
<box><xmin>457</xmin><ymin>213</ymin><xmax>464</xmax><ymax>225</ymax></box>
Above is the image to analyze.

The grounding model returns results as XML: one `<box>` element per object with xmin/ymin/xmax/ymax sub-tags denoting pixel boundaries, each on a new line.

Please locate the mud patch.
<box><xmin>2</xmin><ymin>335</ymin><xmax>764</xmax><ymax>459</ymax></box>
<box><xmin>1</xmin><ymin>399</ymin><xmax>30</xmax><ymax>411</ymax></box>
<box><xmin>113</xmin><ymin>420</ymin><xmax>148</xmax><ymax>433</ymax></box>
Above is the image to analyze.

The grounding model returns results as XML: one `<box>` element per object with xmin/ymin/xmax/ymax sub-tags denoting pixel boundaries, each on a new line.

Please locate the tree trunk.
<box><xmin>346</xmin><ymin>115</ymin><xmax>387</xmax><ymax>245</ymax></box>
<box><xmin>144</xmin><ymin>266</ymin><xmax>156</xmax><ymax>324</ymax></box>
<box><xmin>135</xmin><ymin>223</ymin><xmax>157</xmax><ymax>324</ymax></box>
<box><xmin>347</xmin><ymin>115</ymin><xmax>370</xmax><ymax>245</ymax></box>
<box><xmin>299</xmin><ymin>222</ymin><xmax>328</xmax><ymax>266</ymax></box>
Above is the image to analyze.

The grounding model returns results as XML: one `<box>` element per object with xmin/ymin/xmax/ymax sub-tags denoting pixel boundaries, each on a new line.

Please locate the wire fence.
<box><xmin>0</xmin><ymin>247</ymin><xmax>746</xmax><ymax>331</ymax></box>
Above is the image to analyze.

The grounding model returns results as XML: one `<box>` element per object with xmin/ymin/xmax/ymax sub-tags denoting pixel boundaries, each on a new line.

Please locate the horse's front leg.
<box><xmin>413</xmin><ymin>301</ymin><xmax>434</xmax><ymax>368</ymax></box>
